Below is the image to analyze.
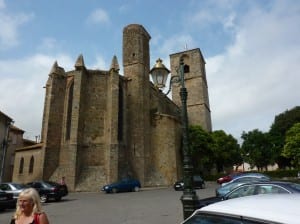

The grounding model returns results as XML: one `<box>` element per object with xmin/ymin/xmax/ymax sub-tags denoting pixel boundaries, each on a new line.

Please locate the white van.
<box><xmin>182</xmin><ymin>194</ymin><xmax>300</xmax><ymax>224</ymax></box>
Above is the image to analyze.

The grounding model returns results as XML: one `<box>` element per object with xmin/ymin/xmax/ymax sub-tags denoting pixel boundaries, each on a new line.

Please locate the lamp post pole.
<box><xmin>178</xmin><ymin>57</ymin><xmax>199</xmax><ymax>220</ymax></box>
<box><xmin>150</xmin><ymin>56</ymin><xmax>199</xmax><ymax>220</ymax></box>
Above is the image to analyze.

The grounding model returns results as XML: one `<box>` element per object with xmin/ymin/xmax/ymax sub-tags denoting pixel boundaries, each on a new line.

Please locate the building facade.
<box><xmin>0</xmin><ymin>111</ymin><xmax>13</xmax><ymax>182</ymax></box>
<box><xmin>12</xmin><ymin>24</ymin><xmax>211</xmax><ymax>191</ymax></box>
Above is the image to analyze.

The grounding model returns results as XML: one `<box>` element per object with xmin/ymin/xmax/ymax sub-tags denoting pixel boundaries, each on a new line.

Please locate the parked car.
<box><xmin>174</xmin><ymin>176</ymin><xmax>205</xmax><ymax>191</ymax></box>
<box><xmin>0</xmin><ymin>189</ymin><xmax>15</xmax><ymax>211</ymax></box>
<box><xmin>221</xmin><ymin>172</ymin><xmax>270</xmax><ymax>186</ymax></box>
<box><xmin>182</xmin><ymin>194</ymin><xmax>300</xmax><ymax>224</ymax></box>
<box><xmin>198</xmin><ymin>181</ymin><xmax>300</xmax><ymax>209</ymax></box>
<box><xmin>224</xmin><ymin>181</ymin><xmax>300</xmax><ymax>199</ymax></box>
<box><xmin>27</xmin><ymin>180</ymin><xmax>68</xmax><ymax>203</ymax></box>
<box><xmin>101</xmin><ymin>178</ymin><xmax>141</xmax><ymax>193</ymax></box>
<box><xmin>216</xmin><ymin>172</ymin><xmax>241</xmax><ymax>184</ymax></box>
<box><xmin>216</xmin><ymin>174</ymin><xmax>270</xmax><ymax>197</ymax></box>
<box><xmin>0</xmin><ymin>182</ymin><xmax>29</xmax><ymax>201</ymax></box>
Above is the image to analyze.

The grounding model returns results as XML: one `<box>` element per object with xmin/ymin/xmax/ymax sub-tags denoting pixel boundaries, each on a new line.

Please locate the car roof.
<box><xmin>198</xmin><ymin>194</ymin><xmax>300</xmax><ymax>224</ymax></box>
<box><xmin>237</xmin><ymin>180</ymin><xmax>298</xmax><ymax>185</ymax></box>
<box><xmin>234</xmin><ymin>181</ymin><xmax>300</xmax><ymax>190</ymax></box>
<box><xmin>225</xmin><ymin>175</ymin><xmax>270</xmax><ymax>184</ymax></box>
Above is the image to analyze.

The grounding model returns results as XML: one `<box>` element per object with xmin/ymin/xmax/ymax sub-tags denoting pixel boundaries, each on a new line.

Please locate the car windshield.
<box><xmin>193</xmin><ymin>176</ymin><xmax>203</xmax><ymax>181</ymax></box>
<box><xmin>11</xmin><ymin>183</ymin><xmax>27</xmax><ymax>189</ymax></box>
<box><xmin>44</xmin><ymin>181</ymin><xmax>59</xmax><ymax>187</ymax></box>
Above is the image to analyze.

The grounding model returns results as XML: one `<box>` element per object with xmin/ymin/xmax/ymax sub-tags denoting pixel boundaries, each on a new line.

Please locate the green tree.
<box><xmin>210</xmin><ymin>130</ymin><xmax>242</xmax><ymax>173</ymax></box>
<box><xmin>188</xmin><ymin>125</ymin><xmax>213</xmax><ymax>175</ymax></box>
<box><xmin>282</xmin><ymin>123</ymin><xmax>300</xmax><ymax>168</ymax></box>
<box><xmin>241</xmin><ymin>129</ymin><xmax>273</xmax><ymax>171</ymax></box>
<box><xmin>269</xmin><ymin>106</ymin><xmax>300</xmax><ymax>168</ymax></box>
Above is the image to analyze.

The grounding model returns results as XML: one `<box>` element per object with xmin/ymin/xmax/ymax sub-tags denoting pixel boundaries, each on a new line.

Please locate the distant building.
<box><xmin>234</xmin><ymin>162</ymin><xmax>278</xmax><ymax>172</ymax></box>
<box><xmin>0</xmin><ymin>110</ymin><xmax>13</xmax><ymax>182</ymax></box>
<box><xmin>12</xmin><ymin>24</ymin><xmax>212</xmax><ymax>191</ymax></box>
<box><xmin>4</xmin><ymin>125</ymin><xmax>36</xmax><ymax>182</ymax></box>
<box><xmin>0</xmin><ymin>119</ymin><xmax>37</xmax><ymax>182</ymax></box>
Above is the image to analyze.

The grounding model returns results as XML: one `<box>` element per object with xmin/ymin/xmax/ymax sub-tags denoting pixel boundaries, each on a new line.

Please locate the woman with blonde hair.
<box><xmin>10</xmin><ymin>187</ymin><xmax>49</xmax><ymax>224</ymax></box>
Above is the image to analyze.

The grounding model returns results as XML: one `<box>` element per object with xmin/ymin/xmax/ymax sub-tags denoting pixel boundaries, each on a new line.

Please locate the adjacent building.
<box><xmin>0</xmin><ymin>110</ymin><xmax>13</xmax><ymax>182</ymax></box>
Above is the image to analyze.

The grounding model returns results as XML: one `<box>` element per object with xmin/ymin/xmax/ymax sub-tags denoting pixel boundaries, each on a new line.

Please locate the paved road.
<box><xmin>0</xmin><ymin>182</ymin><xmax>219</xmax><ymax>224</ymax></box>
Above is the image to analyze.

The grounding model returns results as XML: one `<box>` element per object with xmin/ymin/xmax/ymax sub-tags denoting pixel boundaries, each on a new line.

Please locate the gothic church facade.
<box><xmin>12</xmin><ymin>24</ymin><xmax>211</xmax><ymax>191</ymax></box>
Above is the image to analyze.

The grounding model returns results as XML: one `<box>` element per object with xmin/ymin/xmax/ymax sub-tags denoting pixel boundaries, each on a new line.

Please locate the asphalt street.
<box><xmin>0</xmin><ymin>182</ymin><xmax>218</xmax><ymax>224</ymax></box>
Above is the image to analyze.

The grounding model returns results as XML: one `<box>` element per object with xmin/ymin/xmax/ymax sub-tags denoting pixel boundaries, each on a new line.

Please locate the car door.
<box><xmin>123</xmin><ymin>179</ymin><xmax>132</xmax><ymax>191</ymax></box>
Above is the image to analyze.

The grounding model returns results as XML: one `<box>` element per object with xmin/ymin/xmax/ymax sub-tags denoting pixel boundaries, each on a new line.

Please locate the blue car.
<box><xmin>101</xmin><ymin>178</ymin><xmax>141</xmax><ymax>193</ymax></box>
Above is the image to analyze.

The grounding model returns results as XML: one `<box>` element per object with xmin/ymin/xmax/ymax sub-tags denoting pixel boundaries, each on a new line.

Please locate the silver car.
<box><xmin>216</xmin><ymin>174</ymin><xmax>270</xmax><ymax>197</ymax></box>
<box><xmin>0</xmin><ymin>182</ymin><xmax>28</xmax><ymax>200</ymax></box>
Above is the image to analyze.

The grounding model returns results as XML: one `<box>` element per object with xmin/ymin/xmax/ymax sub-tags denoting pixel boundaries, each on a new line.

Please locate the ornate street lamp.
<box><xmin>149</xmin><ymin>58</ymin><xmax>170</xmax><ymax>89</ymax></box>
<box><xmin>150</xmin><ymin>56</ymin><xmax>199</xmax><ymax>220</ymax></box>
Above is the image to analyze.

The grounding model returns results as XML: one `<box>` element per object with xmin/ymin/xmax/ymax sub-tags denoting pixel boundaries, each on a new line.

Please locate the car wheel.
<box><xmin>133</xmin><ymin>186</ymin><xmax>140</xmax><ymax>192</ymax></box>
<box><xmin>40</xmin><ymin>194</ymin><xmax>48</xmax><ymax>203</ymax></box>
<box><xmin>112</xmin><ymin>188</ymin><xmax>118</xmax><ymax>193</ymax></box>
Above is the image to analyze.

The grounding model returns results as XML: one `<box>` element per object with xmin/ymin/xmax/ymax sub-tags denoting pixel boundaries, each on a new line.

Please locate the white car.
<box><xmin>182</xmin><ymin>194</ymin><xmax>300</xmax><ymax>224</ymax></box>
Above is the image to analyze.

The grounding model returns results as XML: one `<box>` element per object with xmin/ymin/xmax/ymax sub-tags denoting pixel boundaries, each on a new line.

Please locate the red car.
<box><xmin>217</xmin><ymin>172</ymin><xmax>241</xmax><ymax>184</ymax></box>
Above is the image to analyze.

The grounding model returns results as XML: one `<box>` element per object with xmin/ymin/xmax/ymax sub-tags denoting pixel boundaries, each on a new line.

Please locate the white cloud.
<box><xmin>185</xmin><ymin>0</ymin><xmax>238</xmax><ymax>32</ymax></box>
<box><xmin>0</xmin><ymin>54</ymin><xmax>74</xmax><ymax>140</ymax></box>
<box><xmin>0</xmin><ymin>11</ymin><xmax>33</xmax><ymax>50</ymax></box>
<box><xmin>37</xmin><ymin>37</ymin><xmax>58</xmax><ymax>51</ymax></box>
<box><xmin>86</xmin><ymin>8</ymin><xmax>110</xmax><ymax>25</ymax></box>
<box><xmin>159</xmin><ymin>34</ymin><xmax>197</xmax><ymax>56</ymax></box>
<box><xmin>0</xmin><ymin>0</ymin><xmax>5</xmax><ymax>9</ymax></box>
<box><xmin>206</xmin><ymin>1</ymin><xmax>300</xmax><ymax>138</ymax></box>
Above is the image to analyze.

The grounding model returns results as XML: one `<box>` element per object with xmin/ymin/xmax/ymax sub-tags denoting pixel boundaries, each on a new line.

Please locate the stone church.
<box><xmin>12</xmin><ymin>24</ymin><xmax>211</xmax><ymax>191</ymax></box>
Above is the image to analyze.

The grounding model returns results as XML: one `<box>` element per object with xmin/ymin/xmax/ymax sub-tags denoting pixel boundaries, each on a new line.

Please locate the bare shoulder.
<box><xmin>39</xmin><ymin>212</ymin><xmax>49</xmax><ymax>224</ymax></box>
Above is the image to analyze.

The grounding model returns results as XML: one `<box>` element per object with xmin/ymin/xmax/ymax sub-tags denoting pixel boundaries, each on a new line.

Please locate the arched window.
<box><xmin>29</xmin><ymin>156</ymin><xmax>34</xmax><ymax>173</ymax></box>
<box><xmin>19</xmin><ymin>157</ymin><xmax>24</xmax><ymax>174</ymax></box>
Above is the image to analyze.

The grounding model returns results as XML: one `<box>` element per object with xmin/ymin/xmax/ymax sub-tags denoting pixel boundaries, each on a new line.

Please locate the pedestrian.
<box><xmin>59</xmin><ymin>176</ymin><xmax>68</xmax><ymax>194</ymax></box>
<box><xmin>60</xmin><ymin>176</ymin><xmax>66</xmax><ymax>185</ymax></box>
<box><xmin>10</xmin><ymin>187</ymin><xmax>49</xmax><ymax>224</ymax></box>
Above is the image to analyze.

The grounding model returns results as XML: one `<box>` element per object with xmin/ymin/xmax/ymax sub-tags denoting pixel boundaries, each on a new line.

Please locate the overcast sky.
<box><xmin>0</xmin><ymin>0</ymin><xmax>299</xmax><ymax>141</ymax></box>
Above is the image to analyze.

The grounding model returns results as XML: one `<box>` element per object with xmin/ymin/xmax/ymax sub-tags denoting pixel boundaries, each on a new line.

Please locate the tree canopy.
<box><xmin>188</xmin><ymin>126</ymin><xmax>241</xmax><ymax>174</ymax></box>
<box><xmin>282</xmin><ymin>122</ymin><xmax>300</xmax><ymax>168</ymax></box>
<box><xmin>269</xmin><ymin>106</ymin><xmax>300</xmax><ymax>168</ymax></box>
<box><xmin>188</xmin><ymin>125</ymin><xmax>213</xmax><ymax>174</ymax></box>
<box><xmin>210</xmin><ymin>130</ymin><xmax>242</xmax><ymax>173</ymax></box>
<box><xmin>186</xmin><ymin>106</ymin><xmax>300</xmax><ymax>174</ymax></box>
<box><xmin>241</xmin><ymin>129</ymin><xmax>273</xmax><ymax>171</ymax></box>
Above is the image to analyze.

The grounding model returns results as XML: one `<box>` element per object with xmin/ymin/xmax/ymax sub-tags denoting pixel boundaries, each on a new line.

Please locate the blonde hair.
<box><xmin>13</xmin><ymin>187</ymin><xmax>43</xmax><ymax>219</ymax></box>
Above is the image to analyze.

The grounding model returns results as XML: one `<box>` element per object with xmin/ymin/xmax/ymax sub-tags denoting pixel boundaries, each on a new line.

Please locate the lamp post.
<box><xmin>150</xmin><ymin>57</ymin><xmax>199</xmax><ymax>220</ymax></box>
